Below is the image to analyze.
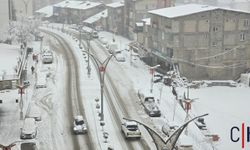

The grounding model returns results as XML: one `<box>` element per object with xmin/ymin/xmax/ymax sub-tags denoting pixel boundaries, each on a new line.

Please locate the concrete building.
<box><xmin>106</xmin><ymin>1</ymin><xmax>125</xmax><ymax>35</ymax></box>
<box><xmin>124</xmin><ymin>0</ymin><xmax>173</xmax><ymax>39</ymax></box>
<box><xmin>147</xmin><ymin>4</ymin><xmax>250</xmax><ymax>80</ymax></box>
<box><xmin>53</xmin><ymin>0</ymin><xmax>105</xmax><ymax>24</ymax></box>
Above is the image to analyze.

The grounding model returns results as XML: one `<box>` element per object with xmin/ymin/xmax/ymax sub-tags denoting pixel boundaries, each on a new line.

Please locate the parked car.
<box><xmin>121</xmin><ymin>121</ymin><xmax>141</xmax><ymax>139</ymax></box>
<box><xmin>115</xmin><ymin>53</ymin><xmax>126</xmax><ymax>62</ymax></box>
<box><xmin>162</xmin><ymin>121</ymin><xmax>179</xmax><ymax>137</ymax></box>
<box><xmin>20</xmin><ymin>118</ymin><xmax>37</xmax><ymax>139</ymax></box>
<box><xmin>23</xmin><ymin>80</ymin><xmax>30</xmax><ymax>87</ymax></box>
<box><xmin>194</xmin><ymin>118</ymin><xmax>207</xmax><ymax>130</ymax></box>
<box><xmin>73</xmin><ymin>115</ymin><xmax>87</xmax><ymax>134</ymax></box>
<box><xmin>178</xmin><ymin>135</ymin><xmax>194</xmax><ymax>150</ymax></box>
<box><xmin>92</xmin><ymin>31</ymin><xmax>99</xmax><ymax>38</ymax></box>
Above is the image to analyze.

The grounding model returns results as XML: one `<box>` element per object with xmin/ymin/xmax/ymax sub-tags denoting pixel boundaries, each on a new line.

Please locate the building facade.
<box><xmin>106</xmin><ymin>1</ymin><xmax>125</xmax><ymax>35</ymax></box>
<box><xmin>148</xmin><ymin>4</ymin><xmax>250</xmax><ymax>80</ymax></box>
<box><xmin>124</xmin><ymin>0</ymin><xmax>172</xmax><ymax>39</ymax></box>
<box><xmin>53</xmin><ymin>0</ymin><xmax>105</xmax><ymax>24</ymax></box>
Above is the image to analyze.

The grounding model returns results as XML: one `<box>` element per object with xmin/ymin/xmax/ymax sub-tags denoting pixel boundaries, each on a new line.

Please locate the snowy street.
<box><xmin>1</xmin><ymin>1</ymin><xmax>250</xmax><ymax>149</ymax></box>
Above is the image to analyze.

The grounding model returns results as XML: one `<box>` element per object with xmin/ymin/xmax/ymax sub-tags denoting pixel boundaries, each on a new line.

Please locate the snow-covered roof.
<box><xmin>148</xmin><ymin>4</ymin><xmax>250</xmax><ymax>19</ymax></box>
<box><xmin>54</xmin><ymin>0</ymin><xmax>102</xmax><ymax>10</ymax></box>
<box><xmin>0</xmin><ymin>44</ymin><xmax>19</xmax><ymax>78</ymax></box>
<box><xmin>142</xmin><ymin>18</ymin><xmax>151</xmax><ymax>25</ymax></box>
<box><xmin>135</xmin><ymin>22</ymin><xmax>143</xmax><ymax>27</ymax></box>
<box><xmin>83</xmin><ymin>9</ymin><xmax>107</xmax><ymax>24</ymax></box>
<box><xmin>36</xmin><ymin>5</ymin><xmax>53</xmax><ymax>18</ymax></box>
<box><xmin>106</xmin><ymin>1</ymin><xmax>124</xmax><ymax>8</ymax></box>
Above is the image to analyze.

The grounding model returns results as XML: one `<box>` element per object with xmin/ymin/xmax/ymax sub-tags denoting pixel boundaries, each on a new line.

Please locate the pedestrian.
<box><xmin>31</xmin><ymin>66</ymin><xmax>35</xmax><ymax>74</ymax></box>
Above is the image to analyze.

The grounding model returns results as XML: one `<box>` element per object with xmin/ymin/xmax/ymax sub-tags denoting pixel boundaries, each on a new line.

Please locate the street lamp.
<box><xmin>149</xmin><ymin>64</ymin><xmax>160</xmax><ymax>93</ymax></box>
<box><xmin>81</xmin><ymin>49</ymin><xmax>122</xmax><ymax>121</ymax></box>
<box><xmin>123</xmin><ymin>113</ymin><xmax>208</xmax><ymax>150</ymax></box>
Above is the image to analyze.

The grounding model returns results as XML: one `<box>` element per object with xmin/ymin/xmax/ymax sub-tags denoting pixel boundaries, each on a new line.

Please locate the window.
<box><xmin>212</xmin><ymin>41</ymin><xmax>217</xmax><ymax>47</ymax></box>
<box><xmin>244</xmin><ymin>19</ymin><xmax>249</xmax><ymax>27</ymax></box>
<box><xmin>213</xmin><ymin>26</ymin><xmax>218</xmax><ymax>32</ymax></box>
<box><xmin>162</xmin><ymin>32</ymin><xmax>165</xmax><ymax>40</ymax></box>
<box><xmin>240</xmin><ymin>33</ymin><xmax>245</xmax><ymax>41</ymax></box>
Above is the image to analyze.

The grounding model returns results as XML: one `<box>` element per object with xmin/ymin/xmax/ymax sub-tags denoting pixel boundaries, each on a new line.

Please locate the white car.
<box><xmin>20</xmin><ymin>118</ymin><xmax>37</xmax><ymax>139</ymax></box>
<box><xmin>162</xmin><ymin>121</ymin><xmax>179</xmax><ymax>137</ymax></box>
<box><xmin>115</xmin><ymin>53</ymin><xmax>126</xmax><ymax>62</ymax></box>
<box><xmin>121</xmin><ymin>121</ymin><xmax>141</xmax><ymax>139</ymax></box>
<box><xmin>73</xmin><ymin>115</ymin><xmax>87</xmax><ymax>134</ymax></box>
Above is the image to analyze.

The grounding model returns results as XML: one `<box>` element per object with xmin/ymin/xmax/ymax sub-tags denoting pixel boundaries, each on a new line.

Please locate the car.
<box><xmin>20</xmin><ymin>118</ymin><xmax>37</xmax><ymax>139</ymax></box>
<box><xmin>92</xmin><ymin>31</ymin><xmax>99</xmax><ymax>38</ymax></box>
<box><xmin>20</xmin><ymin>142</ymin><xmax>38</xmax><ymax>150</ymax></box>
<box><xmin>162</xmin><ymin>121</ymin><xmax>179</xmax><ymax>137</ymax></box>
<box><xmin>138</xmin><ymin>91</ymin><xmax>161</xmax><ymax>117</ymax></box>
<box><xmin>73</xmin><ymin>115</ymin><xmax>87</xmax><ymax>134</ymax></box>
<box><xmin>115</xmin><ymin>53</ymin><xmax>126</xmax><ymax>62</ymax></box>
<box><xmin>121</xmin><ymin>121</ymin><xmax>141</xmax><ymax>139</ymax></box>
<box><xmin>194</xmin><ymin>118</ymin><xmax>207</xmax><ymax>130</ymax></box>
<box><xmin>23</xmin><ymin>80</ymin><xmax>30</xmax><ymax>87</ymax></box>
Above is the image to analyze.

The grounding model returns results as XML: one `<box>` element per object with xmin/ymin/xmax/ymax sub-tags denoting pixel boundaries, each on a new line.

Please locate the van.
<box><xmin>20</xmin><ymin>118</ymin><xmax>37</xmax><ymax>139</ymax></box>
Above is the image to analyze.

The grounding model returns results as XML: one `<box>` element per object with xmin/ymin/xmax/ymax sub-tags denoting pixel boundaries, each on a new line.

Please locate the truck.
<box><xmin>121</xmin><ymin>121</ymin><xmax>141</xmax><ymax>139</ymax></box>
<box><xmin>138</xmin><ymin>91</ymin><xmax>161</xmax><ymax>117</ymax></box>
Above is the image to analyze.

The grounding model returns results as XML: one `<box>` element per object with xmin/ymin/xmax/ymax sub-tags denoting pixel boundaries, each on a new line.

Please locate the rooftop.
<box><xmin>83</xmin><ymin>9</ymin><xmax>107</xmax><ymax>24</ymax></box>
<box><xmin>36</xmin><ymin>5</ymin><xmax>53</xmax><ymax>18</ymax></box>
<box><xmin>106</xmin><ymin>1</ymin><xmax>124</xmax><ymax>8</ymax></box>
<box><xmin>0</xmin><ymin>44</ymin><xmax>20</xmax><ymax>79</ymax></box>
<box><xmin>54</xmin><ymin>0</ymin><xmax>102</xmax><ymax>10</ymax></box>
<box><xmin>148</xmin><ymin>4</ymin><xmax>250</xmax><ymax>18</ymax></box>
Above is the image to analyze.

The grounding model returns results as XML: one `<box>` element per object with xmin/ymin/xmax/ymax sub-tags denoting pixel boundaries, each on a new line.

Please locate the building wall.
<box><xmin>14</xmin><ymin>0</ymin><xmax>33</xmax><ymax>19</ymax></box>
<box><xmin>149</xmin><ymin>10</ymin><xmax>250</xmax><ymax>80</ymax></box>
<box><xmin>107</xmin><ymin>6</ymin><xmax>124</xmax><ymax>35</ymax></box>
<box><xmin>0</xmin><ymin>0</ymin><xmax>10</xmax><ymax>31</ymax></box>
<box><xmin>54</xmin><ymin>4</ymin><xmax>105</xmax><ymax>24</ymax></box>
<box><xmin>124</xmin><ymin>0</ymin><xmax>172</xmax><ymax>39</ymax></box>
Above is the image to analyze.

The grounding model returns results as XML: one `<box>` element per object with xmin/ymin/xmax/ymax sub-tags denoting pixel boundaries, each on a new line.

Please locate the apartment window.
<box><xmin>244</xmin><ymin>19</ymin><xmax>249</xmax><ymax>27</ymax></box>
<box><xmin>162</xmin><ymin>32</ymin><xmax>165</xmax><ymax>40</ymax></box>
<box><xmin>212</xmin><ymin>41</ymin><xmax>217</xmax><ymax>47</ymax></box>
<box><xmin>213</xmin><ymin>26</ymin><xmax>218</xmax><ymax>32</ymax></box>
<box><xmin>240</xmin><ymin>33</ymin><xmax>245</xmax><ymax>41</ymax></box>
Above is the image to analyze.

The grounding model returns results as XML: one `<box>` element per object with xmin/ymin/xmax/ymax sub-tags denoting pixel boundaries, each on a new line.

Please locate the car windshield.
<box><xmin>75</xmin><ymin>120</ymin><xmax>84</xmax><ymax>125</ymax></box>
<box><xmin>127</xmin><ymin>125</ymin><xmax>138</xmax><ymax>131</ymax></box>
<box><xmin>145</xmin><ymin>97</ymin><xmax>154</xmax><ymax>102</ymax></box>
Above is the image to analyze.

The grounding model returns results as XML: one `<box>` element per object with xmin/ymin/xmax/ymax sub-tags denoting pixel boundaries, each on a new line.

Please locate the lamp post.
<box><xmin>149</xmin><ymin>64</ymin><xmax>160</xmax><ymax>93</ymax></box>
<box><xmin>17</xmin><ymin>84</ymin><xmax>27</xmax><ymax>120</ymax></box>
<box><xmin>81</xmin><ymin>49</ymin><xmax>122</xmax><ymax>121</ymax></box>
<box><xmin>123</xmin><ymin>113</ymin><xmax>208</xmax><ymax>150</ymax></box>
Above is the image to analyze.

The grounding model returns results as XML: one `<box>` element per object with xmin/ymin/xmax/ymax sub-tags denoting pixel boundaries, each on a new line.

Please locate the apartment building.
<box><xmin>106</xmin><ymin>1</ymin><xmax>125</xmax><ymax>35</ymax></box>
<box><xmin>148</xmin><ymin>4</ymin><xmax>250</xmax><ymax>80</ymax></box>
<box><xmin>53</xmin><ymin>0</ymin><xmax>105</xmax><ymax>24</ymax></box>
<box><xmin>124</xmin><ymin>0</ymin><xmax>172</xmax><ymax>39</ymax></box>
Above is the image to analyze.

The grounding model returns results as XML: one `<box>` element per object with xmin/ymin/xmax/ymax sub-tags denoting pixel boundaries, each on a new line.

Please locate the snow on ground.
<box><xmin>190</xmin><ymin>86</ymin><xmax>250</xmax><ymax>150</ymax></box>
<box><xmin>42</xmin><ymin>24</ymin><xmax>250</xmax><ymax>150</ymax></box>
